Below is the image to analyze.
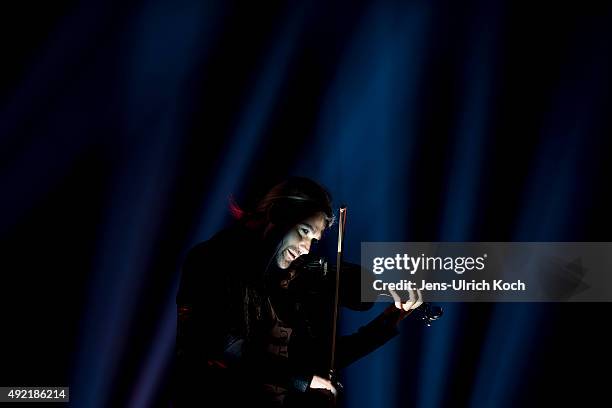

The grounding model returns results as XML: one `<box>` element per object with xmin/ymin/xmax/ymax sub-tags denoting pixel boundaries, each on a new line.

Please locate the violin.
<box><xmin>291</xmin><ymin>253</ymin><xmax>444</xmax><ymax>326</ymax></box>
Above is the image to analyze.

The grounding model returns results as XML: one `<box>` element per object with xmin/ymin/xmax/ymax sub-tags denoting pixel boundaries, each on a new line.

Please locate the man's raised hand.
<box><xmin>388</xmin><ymin>287</ymin><xmax>423</xmax><ymax>322</ymax></box>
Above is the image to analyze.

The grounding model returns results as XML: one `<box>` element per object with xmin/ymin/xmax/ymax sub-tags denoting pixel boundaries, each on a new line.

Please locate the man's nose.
<box><xmin>298</xmin><ymin>239</ymin><xmax>311</xmax><ymax>255</ymax></box>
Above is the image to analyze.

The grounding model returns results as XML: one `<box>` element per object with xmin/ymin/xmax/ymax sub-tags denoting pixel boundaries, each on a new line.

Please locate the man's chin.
<box><xmin>277</xmin><ymin>259</ymin><xmax>291</xmax><ymax>270</ymax></box>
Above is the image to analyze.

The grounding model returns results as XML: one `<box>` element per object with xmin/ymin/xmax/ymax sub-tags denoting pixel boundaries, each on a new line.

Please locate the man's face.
<box><xmin>275</xmin><ymin>212</ymin><xmax>326</xmax><ymax>270</ymax></box>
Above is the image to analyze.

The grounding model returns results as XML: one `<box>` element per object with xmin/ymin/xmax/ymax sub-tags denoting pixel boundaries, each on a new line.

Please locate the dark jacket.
<box><xmin>174</xmin><ymin>223</ymin><xmax>399</xmax><ymax>406</ymax></box>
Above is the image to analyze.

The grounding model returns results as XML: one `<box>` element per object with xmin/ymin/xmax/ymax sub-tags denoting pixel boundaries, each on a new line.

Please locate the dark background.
<box><xmin>1</xmin><ymin>1</ymin><xmax>611</xmax><ymax>407</ymax></box>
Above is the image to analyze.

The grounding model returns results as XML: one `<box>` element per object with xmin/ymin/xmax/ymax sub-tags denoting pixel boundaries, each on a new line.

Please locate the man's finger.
<box><xmin>402</xmin><ymin>289</ymin><xmax>416</xmax><ymax>311</ymax></box>
<box><xmin>389</xmin><ymin>288</ymin><xmax>403</xmax><ymax>310</ymax></box>
<box><xmin>412</xmin><ymin>288</ymin><xmax>424</xmax><ymax>310</ymax></box>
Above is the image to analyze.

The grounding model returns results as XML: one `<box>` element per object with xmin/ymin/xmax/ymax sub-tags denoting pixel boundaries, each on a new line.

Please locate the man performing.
<box><xmin>174</xmin><ymin>177</ymin><xmax>421</xmax><ymax>407</ymax></box>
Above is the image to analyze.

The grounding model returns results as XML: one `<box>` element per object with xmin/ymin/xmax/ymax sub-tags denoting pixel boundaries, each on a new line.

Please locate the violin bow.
<box><xmin>329</xmin><ymin>205</ymin><xmax>347</xmax><ymax>382</ymax></box>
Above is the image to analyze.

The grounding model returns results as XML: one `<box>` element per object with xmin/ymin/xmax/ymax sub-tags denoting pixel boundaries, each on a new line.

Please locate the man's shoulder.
<box><xmin>177</xmin><ymin>228</ymin><xmax>234</xmax><ymax>293</ymax></box>
<box><xmin>185</xmin><ymin>225</ymin><xmax>246</xmax><ymax>260</ymax></box>
<box><xmin>177</xmin><ymin>223</ymin><xmax>265</xmax><ymax>305</ymax></box>
<box><xmin>180</xmin><ymin>224</ymin><xmax>256</xmax><ymax>283</ymax></box>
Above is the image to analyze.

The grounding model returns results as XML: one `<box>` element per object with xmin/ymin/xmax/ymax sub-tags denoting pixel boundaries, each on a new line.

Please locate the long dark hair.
<box><xmin>230</xmin><ymin>176</ymin><xmax>335</xmax><ymax>232</ymax></box>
